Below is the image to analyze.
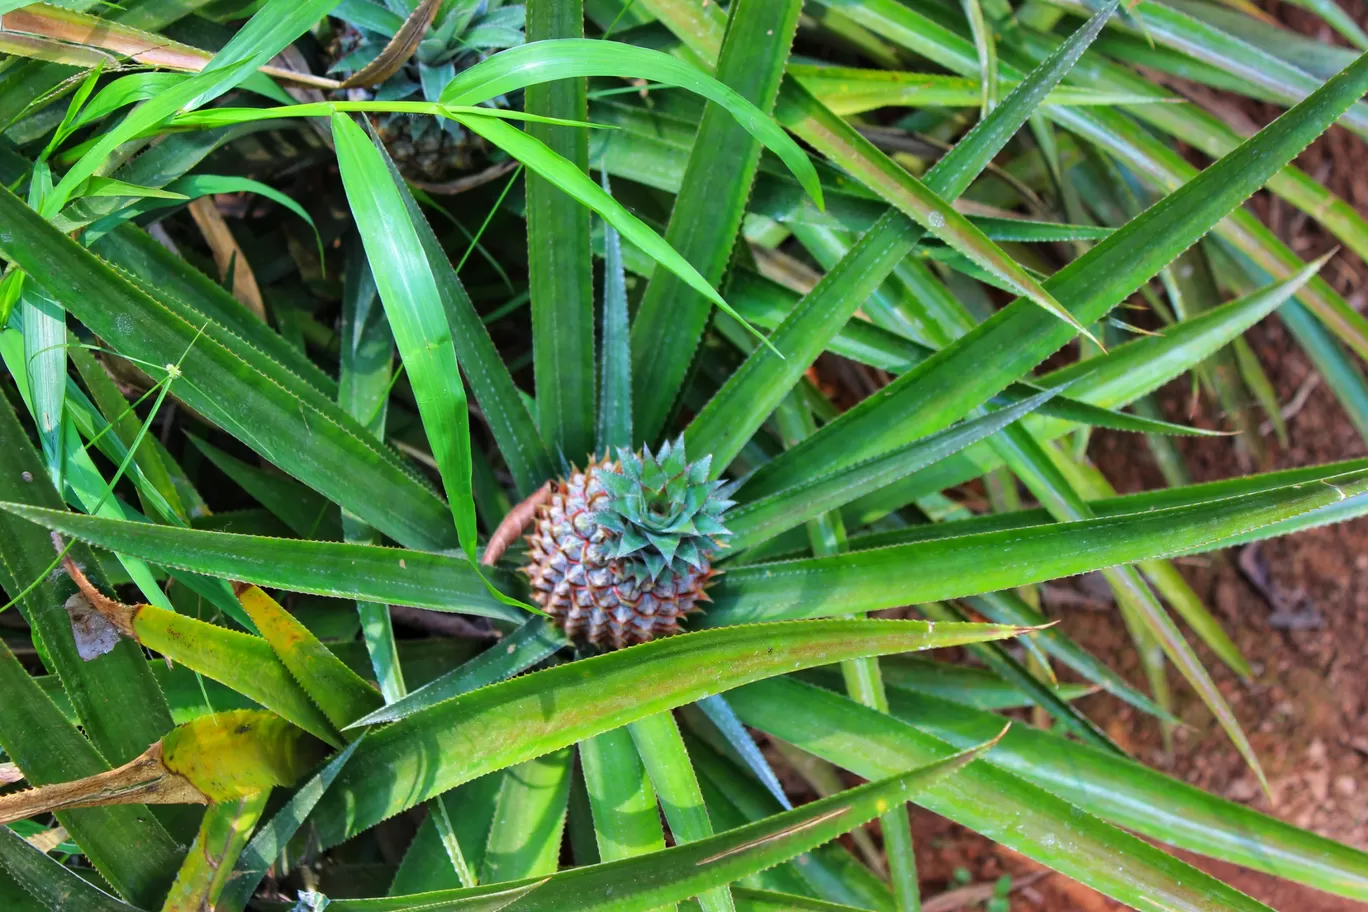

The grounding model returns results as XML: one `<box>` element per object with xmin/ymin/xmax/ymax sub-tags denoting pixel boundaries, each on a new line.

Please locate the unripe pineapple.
<box><xmin>325</xmin><ymin>0</ymin><xmax>525</xmax><ymax>183</ymax></box>
<box><xmin>521</xmin><ymin>439</ymin><xmax>734</xmax><ymax>650</ymax></box>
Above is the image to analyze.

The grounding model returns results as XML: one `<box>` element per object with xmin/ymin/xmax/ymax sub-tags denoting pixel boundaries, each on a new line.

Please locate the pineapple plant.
<box><xmin>4</xmin><ymin>0</ymin><xmax>1368</xmax><ymax>908</ymax></box>
<box><xmin>522</xmin><ymin>440</ymin><xmax>734</xmax><ymax>648</ymax></box>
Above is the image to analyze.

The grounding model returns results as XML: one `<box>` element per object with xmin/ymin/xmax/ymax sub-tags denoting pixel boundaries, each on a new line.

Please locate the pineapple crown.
<box><xmin>592</xmin><ymin>438</ymin><xmax>735</xmax><ymax>582</ymax></box>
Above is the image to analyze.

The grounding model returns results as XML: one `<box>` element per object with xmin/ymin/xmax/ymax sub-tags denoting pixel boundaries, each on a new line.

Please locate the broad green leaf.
<box><xmin>160</xmin><ymin>792</ymin><xmax>269</xmax><ymax>912</ymax></box>
<box><xmin>0</xmin><ymin>640</ymin><xmax>182</xmax><ymax>907</ymax></box>
<box><xmin>729</xmin><ymin>678</ymin><xmax>1277</xmax><ymax>912</ymax></box>
<box><xmin>439</xmin><ymin>39</ymin><xmax>823</xmax><ymax>207</ymax></box>
<box><xmin>580</xmin><ymin>727</ymin><xmax>668</xmax><ymax>862</ymax></box>
<box><xmin>237</xmin><ymin>584</ymin><xmax>384</xmax><ymax>730</ymax></box>
<box><xmin>1039</xmin><ymin>256</ymin><xmax>1327</xmax><ymax>408</ymax></box>
<box><xmin>630</xmin><ymin>712</ymin><xmax>735</xmax><ymax>912</ymax></box>
<box><xmin>159</xmin><ymin>710</ymin><xmax>329</xmax><ymax>802</ymax></box>
<box><xmin>304</xmin><ymin>619</ymin><xmax>1028</xmax><ymax>846</ymax></box>
<box><xmin>348</xmin><ymin>618</ymin><xmax>566</xmax><ymax>728</ymax></box>
<box><xmin>480</xmin><ymin>750</ymin><xmax>573</xmax><ymax>883</ymax></box>
<box><xmin>320</xmin><ymin>743</ymin><xmax>992</xmax><ymax>912</ymax></box>
<box><xmin>332</xmin><ymin>111</ymin><xmax>484</xmax><ymax>569</ymax></box>
<box><xmin>525</xmin><ymin>0</ymin><xmax>595</xmax><ymax>459</ymax></box>
<box><xmin>685</xmin><ymin>1</ymin><xmax>1118</xmax><ymax>468</ymax></box>
<box><xmin>628</xmin><ymin>0</ymin><xmax>803</xmax><ymax>440</ymax></box>
<box><xmin>724</xmin><ymin>386</ymin><xmax>1060</xmax><ymax>551</ymax></box>
<box><xmin>881</xmin><ymin>688</ymin><xmax>1368</xmax><ymax>901</ymax></box>
<box><xmin>705</xmin><ymin>467</ymin><xmax>1368</xmax><ymax>623</ymax></box>
<box><xmin>0</xmin><ymin>826</ymin><xmax>142</xmax><ymax>912</ymax></box>
<box><xmin>0</xmin><ymin>504</ymin><xmax>523</xmax><ymax>622</ymax></box>
<box><xmin>0</xmin><ymin>184</ymin><xmax>458</xmax><ymax>552</ymax></box>
<box><xmin>737</xmin><ymin>44</ymin><xmax>1368</xmax><ymax>500</ymax></box>
<box><xmin>111</xmin><ymin>597</ymin><xmax>343</xmax><ymax>746</ymax></box>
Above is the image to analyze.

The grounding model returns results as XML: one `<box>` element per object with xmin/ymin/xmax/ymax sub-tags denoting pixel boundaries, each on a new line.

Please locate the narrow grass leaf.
<box><xmin>439</xmin><ymin>39</ymin><xmax>822</xmax><ymax>206</ymax></box>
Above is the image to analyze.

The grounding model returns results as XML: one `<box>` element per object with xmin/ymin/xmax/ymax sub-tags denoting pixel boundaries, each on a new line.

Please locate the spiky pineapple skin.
<box><xmin>522</xmin><ymin>459</ymin><xmax>715</xmax><ymax>650</ymax></box>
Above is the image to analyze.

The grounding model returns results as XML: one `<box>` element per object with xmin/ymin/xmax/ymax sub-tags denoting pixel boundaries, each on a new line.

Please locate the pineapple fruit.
<box><xmin>325</xmin><ymin>0</ymin><xmax>525</xmax><ymax>183</ymax></box>
<box><xmin>521</xmin><ymin>440</ymin><xmax>735</xmax><ymax>650</ymax></box>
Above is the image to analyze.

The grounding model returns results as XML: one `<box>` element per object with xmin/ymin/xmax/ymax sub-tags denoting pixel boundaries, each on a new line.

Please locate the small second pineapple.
<box><xmin>325</xmin><ymin>0</ymin><xmax>525</xmax><ymax>182</ymax></box>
